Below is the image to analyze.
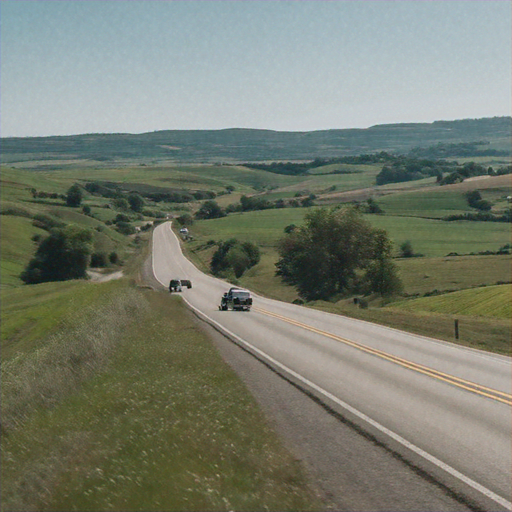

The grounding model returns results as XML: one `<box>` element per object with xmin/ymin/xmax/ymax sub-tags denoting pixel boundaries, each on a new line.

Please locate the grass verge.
<box><xmin>1</xmin><ymin>282</ymin><xmax>322</xmax><ymax>511</ymax></box>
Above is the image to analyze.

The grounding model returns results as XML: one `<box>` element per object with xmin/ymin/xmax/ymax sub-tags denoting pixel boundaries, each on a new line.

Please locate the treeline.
<box><xmin>192</xmin><ymin>193</ymin><xmax>315</xmax><ymax>221</ymax></box>
<box><xmin>376</xmin><ymin>157</ymin><xmax>456</xmax><ymax>185</ymax></box>
<box><xmin>243</xmin><ymin>152</ymin><xmax>396</xmax><ymax>176</ymax></box>
<box><xmin>377</xmin><ymin>158</ymin><xmax>511</xmax><ymax>186</ymax></box>
<box><xmin>84</xmin><ymin>181</ymin><xmax>217</xmax><ymax>204</ymax></box>
<box><xmin>438</xmin><ymin>163</ymin><xmax>511</xmax><ymax>185</ymax></box>
<box><xmin>409</xmin><ymin>141</ymin><xmax>510</xmax><ymax>159</ymax></box>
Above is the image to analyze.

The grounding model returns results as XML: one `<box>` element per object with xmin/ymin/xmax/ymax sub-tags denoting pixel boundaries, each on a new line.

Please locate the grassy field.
<box><xmin>392</xmin><ymin>284</ymin><xmax>511</xmax><ymax>319</ymax></box>
<box><xmin>1</xmin><ymin>279</ymin><xmax>322</xmax><ymax>512</ymax></box>
<box><xmin>188</xmin><ymin>207</ymin><xmax>511</xmax><ymax>257</ymax></box>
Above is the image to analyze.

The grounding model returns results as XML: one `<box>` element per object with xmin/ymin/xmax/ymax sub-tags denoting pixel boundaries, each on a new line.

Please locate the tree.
<box><xmin>112</xmin><ymin>197</ymin><xmax>130</xmax><ymax>211</ymax></box>
<box><xmin>21</xmin><ymin>226</ymin><xmax>93</xmax><ymax>284</ymax></box>
<box><xmin>128</xmin><ymin>193</ymin><xmax>145</xmax><ymax>213</ymax></box>
<box><xmin>195</xmin><ymin>200</ymin><xmax>225</xmax><ymax>220</ymax></box>
<box><xmin>116</xmin><ymin>221</ymin><xmax>136</xmax><ymax>235</ymax></box>
<box><xmin>276</xmin><ymin>207</ymin><xmax>401</xmax><ymax>301</ymax></box>
<box><xmin>210</xmin><ymin>239</ymin><xmax>260</xmax><ymax>278</ymax></box>
<box><xmin>399</xmin><ymin>240</ymin><xmax>415</xmax><ymax>258</ymax></box>
<box><xmin>66</xmin><ymin>184</ymin><xmax>83</xmax><ymax>207</ymax></box>
<box><xmin>364</xmin><ymin>230</ymin><xmax>402</xmax><ymax>297</ymax></box>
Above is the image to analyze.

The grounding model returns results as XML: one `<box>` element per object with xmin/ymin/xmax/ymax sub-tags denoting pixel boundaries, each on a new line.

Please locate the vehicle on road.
<box><xmin>169</xmin><ymin>279</ymin><xmax>192</xmax><ymax>292</ymax></box>
<box><xmin>219</xmin><ymin>287</ymin><xmax>252</xmax><ymax>311</ymax></box>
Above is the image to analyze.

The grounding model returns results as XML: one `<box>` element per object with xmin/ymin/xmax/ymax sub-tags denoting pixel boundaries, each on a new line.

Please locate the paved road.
<box><xmin>152</xmin><ymin>222</ymin><xmax>512</xmax><ymax>511</ymax></box>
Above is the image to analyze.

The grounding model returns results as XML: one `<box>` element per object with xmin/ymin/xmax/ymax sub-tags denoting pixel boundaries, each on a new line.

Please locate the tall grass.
<box><xmin>1</xmin><ymin>290</ymin><xmax>321</xmax><ymax>512</ymax></box>
<box><xmin>1</xmin><ymin>286</ymin><xmax>149</xmax><ymax>432</ymax></box>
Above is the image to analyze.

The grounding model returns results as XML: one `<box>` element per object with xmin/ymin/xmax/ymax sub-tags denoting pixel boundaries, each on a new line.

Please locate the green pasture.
<box><xmin>396</xmin><ymin>254</ymin><xmax>511</xmax><ymax>295</ymax></box>
<box><xmin>367</xmin><ymin>215</ymin><xmax>510</xmax><ymax>257</ymax></box>
<box><xmin>262</xmin><ymin>168</ymin><xmax>381</xmax><ymax>199</ymax></box>
<box><xmin>191</xmin><ymin>208</ymin><xmax>309</xmax><ymax>247</ymax></box>
<box><xmin>1</xmin><ymin>167</ymin><xmax>69</xmax><ymax>199</ymax></box>
<box><xmin>190</xmin><ymin>208</ymin><xmax>511</xmax><ymax>257</ymax></box>
<box><xmin>377</xmin><ymin>189</ymin><xmax>470</xmax><ymax>218</ymax></box>
<box><xmin>392</xmin><ymin>284</ymin><xmax>511</xmax><ymax>319</ymax></box>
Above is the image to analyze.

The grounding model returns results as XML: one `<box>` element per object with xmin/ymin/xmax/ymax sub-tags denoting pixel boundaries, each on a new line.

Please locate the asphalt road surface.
<box><xmin>151</xmin><ymin>221</ymin><xmax>511</xmax><ymax>511</ymax></box>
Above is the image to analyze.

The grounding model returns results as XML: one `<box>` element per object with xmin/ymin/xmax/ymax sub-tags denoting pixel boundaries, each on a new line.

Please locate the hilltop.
<box><xmin>2</xmin><ymin>116</ymin><xmax>510</xmax><ymax>165</ymax></box>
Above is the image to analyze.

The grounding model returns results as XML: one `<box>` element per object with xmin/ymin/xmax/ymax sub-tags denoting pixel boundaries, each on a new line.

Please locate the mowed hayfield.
<box><xmin>392</xmin><ymin>284</ymin><xmax>511</xmax><ymax>319</ymax></box>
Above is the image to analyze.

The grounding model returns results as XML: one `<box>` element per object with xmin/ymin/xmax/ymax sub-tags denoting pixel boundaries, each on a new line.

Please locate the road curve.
<box><xmin>152</xmin><ymin>222</ymin><xmax>511</xmax><ymax>511</ymax></box>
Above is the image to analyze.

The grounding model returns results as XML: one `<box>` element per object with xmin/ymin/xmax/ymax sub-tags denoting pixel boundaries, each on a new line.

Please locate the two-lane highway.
<box><xmin>152</xmin><ymin>222</ymin><xmax>511</xmax><ymax>511</ymax></box>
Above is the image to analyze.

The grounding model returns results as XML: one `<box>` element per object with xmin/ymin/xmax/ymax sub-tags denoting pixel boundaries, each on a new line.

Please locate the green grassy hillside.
<box><xmin>2</xmin><ymin>117</ymin><xmax>510</xmax><ymax>164</ymax></box>
<box><xmin>2</xmin><ymin>279</ymin><xmax>321</xmax><ymax>511</ymax></box>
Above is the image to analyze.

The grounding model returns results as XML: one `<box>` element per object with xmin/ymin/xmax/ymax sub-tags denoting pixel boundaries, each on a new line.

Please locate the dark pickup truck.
<box><xmin>219</xmin><ymin>287</ymin><xmax>252</xmax><ymax>311</ymax></box>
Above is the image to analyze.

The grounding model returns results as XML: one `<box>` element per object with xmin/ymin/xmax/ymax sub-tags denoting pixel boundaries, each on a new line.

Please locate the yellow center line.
<box><xmin>254</xmin><ymin>306</ymin><xmax>512</xmax><ymax>406</ymax></box>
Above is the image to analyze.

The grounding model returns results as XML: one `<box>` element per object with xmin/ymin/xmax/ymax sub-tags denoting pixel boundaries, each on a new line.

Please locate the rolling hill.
<box><xmin>2</xmin><ymin>116</ymin><xmax>510</xmax><ymax>165</ymax></box>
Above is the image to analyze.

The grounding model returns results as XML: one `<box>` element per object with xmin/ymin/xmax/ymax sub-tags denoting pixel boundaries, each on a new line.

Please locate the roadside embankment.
<box><xmin>1</xmin><ymin>278</ymin><xmax>322</xmax><ymax>511</ymax></box>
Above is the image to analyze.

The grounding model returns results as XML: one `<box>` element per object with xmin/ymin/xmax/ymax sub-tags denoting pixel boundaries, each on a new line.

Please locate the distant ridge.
<box><xmin>1</xmin><ymin>117</ymin><xmax>510</xmax><ymax>164</ymax></box>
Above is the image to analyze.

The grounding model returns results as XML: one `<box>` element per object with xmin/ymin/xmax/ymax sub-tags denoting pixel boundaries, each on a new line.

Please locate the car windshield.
<box><xmin>232</xmin><ymin>291</ymin><xmax>250</xmax><ymax>298</ymax></box>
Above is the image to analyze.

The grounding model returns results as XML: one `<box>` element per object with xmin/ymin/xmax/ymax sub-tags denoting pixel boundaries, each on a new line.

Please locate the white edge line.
<box><xmin>152</xmin><ymin>223</ymin><xmax>512</xmax><ymax>511</ymax></box>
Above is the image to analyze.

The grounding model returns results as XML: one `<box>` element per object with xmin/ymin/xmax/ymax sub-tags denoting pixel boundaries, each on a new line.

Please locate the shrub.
<box><xmin>66</xmin><ymin>184</ymin><xmax>83</xmax><ymax>207</ymax></box>
<box><xmin>114</xmin><ymin>213</ymin><xmax>131</xmax><ymax>224</ymax></box>
<box><xmin>116</xmin><ymin>222</ymin><xmax>136</xmax><ymax>235</ymax></box>
<box><xmin>128</xmin><ymin>193</ymin><xmax>145</xmax><ymax>213</ymax></box>
<box><xmin>90</xmin><ymin>252</ymin><xmax>108</xmax><ymax>268</ymax></box>
<box><xmin>21</xmin><ymin>226</ymin><xmax>93</xmax><ymax>284</ymax></box>
<box><xmin>32</xmin><ymin>214</ymin><xmax>66</xmax><ymax>231</ymax></box>
<box><xmin>210</xmin><ymin>239</ymin><xmax>260</xmax><ymax>277</ymax></box>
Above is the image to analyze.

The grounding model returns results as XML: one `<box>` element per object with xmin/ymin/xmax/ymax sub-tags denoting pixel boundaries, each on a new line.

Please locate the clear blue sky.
<box><xmin>1</xmin><ymin>0</ymin><xmax>510</xmax><ymax>137</ymax></box>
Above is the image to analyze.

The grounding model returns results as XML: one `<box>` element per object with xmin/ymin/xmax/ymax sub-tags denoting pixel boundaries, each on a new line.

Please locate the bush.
<box><xmin>109</xmin><ymin>252</ymin><xmax>119</xmax><ymax>264</ymax></box>
<box><xmin>116</xmin><ymin>222</ymin><xmax>136</xmax><ymax>235</ymax></box>
<box><xmin>66</xmin><ymin>184</ymin><xmax>83</xmax><ymax>207</ymax></box>
<box><xmin>128</xmin><ymin>193</ymin><xmax>145</xmax><ymax>213</ymax></box>
<box><xmin>399</xmin><ymin>240</ymin><xmax>415</xmax><ymax>258</ymax></box>
<box><xmin>210</xmin><ymin>239</ymin><xmax>260</xmax><ymax>278</ymax></box>
<box><xmin>90</xmin><ymin>252</ymin><xmax>108</xmax><ymax>268</ymax></box>
<box><xmin>114</xmin><ymin>213</ymin><xmax>131</xmax><ymax>224</ymax></box>
<box><xmin>21</xmin><ymin>226</ymin><xmax>93</xmax><ymax>284</ymax></box>
<box><xmin>32</xmin><ymin>214</ymin><xmax>66</xmax><ymax>231</ymax></box>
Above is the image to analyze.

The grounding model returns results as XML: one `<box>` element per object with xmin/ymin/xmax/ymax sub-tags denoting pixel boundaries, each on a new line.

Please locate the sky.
<box><xmin>1</xmin><ymin>0</ymin><xmax>511</xmax><ymax>138</ymax></box>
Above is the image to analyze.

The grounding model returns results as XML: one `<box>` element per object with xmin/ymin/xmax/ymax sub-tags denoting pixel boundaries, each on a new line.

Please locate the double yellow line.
<box><xmin>255</xmin><ymin>307</ymin><xmax>512</xmax><ymax>406</ymax></box>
